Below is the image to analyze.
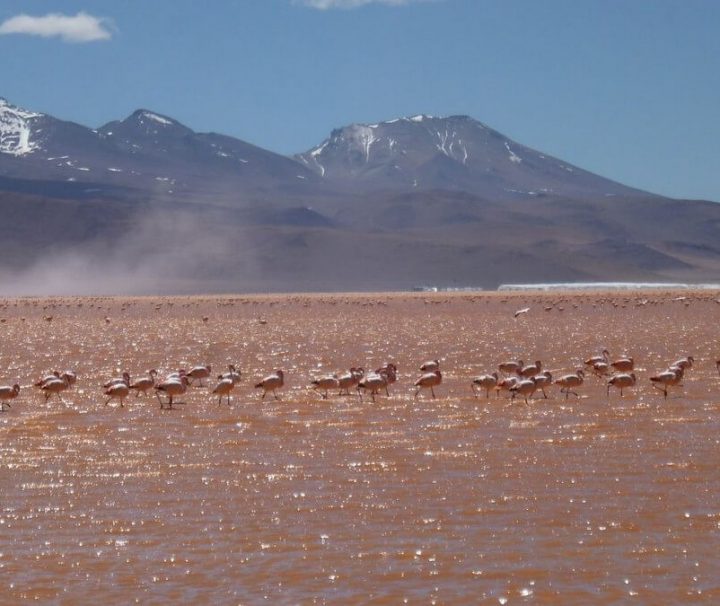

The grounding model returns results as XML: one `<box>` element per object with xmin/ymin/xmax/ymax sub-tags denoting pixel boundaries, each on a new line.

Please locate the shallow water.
<box><xmin>1</xmin><ymin>292</ymin><xmax>719</xmax><ymax>603</ymax></box>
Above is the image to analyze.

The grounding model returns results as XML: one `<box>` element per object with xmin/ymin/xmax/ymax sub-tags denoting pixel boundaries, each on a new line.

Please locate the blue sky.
<box><xmin>1</xmin><ymin>0</ymin><xmax>719</xmax><ymax>201</ymax></box>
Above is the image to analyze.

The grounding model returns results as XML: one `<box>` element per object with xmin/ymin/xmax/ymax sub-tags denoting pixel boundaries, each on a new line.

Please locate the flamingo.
<box><xmin>218</xmin><ymin>364</ymin><xmax>241</xmax><ymax>385</ymax></box>
<box><xmin>591</xmin><ymin>360</ymin><xmax>610</xmax><ymax>377</ymax></box>
<box><xmin>495</xmin><ymin>376</ymin><xmax>518</xmax><ymax>397</ymax></box>
<box><xmin>420</xmin><ymin>359</ymin><xmax>440</xmax><ymax>372</ymax></box>
<box><xmin>155</xmin><ymin>375</ymin><xmax>189</xmax><ymax>409</ymax></box>
<box><xmin>554</xmin><ymin>369</ymin><xmax>585</xmax><ymax>400</ymax></box>
<box><xmin>0</xmin><ymin>384</ymin><xmax>20</xmax><ymax>411</ymax></box>
<box><xmin>498</xmin><ymin>360</ymin><xmax>523</xmax><ymax>375</ymax></box>
<box><xmin>671</xmin><ymin>356</ymin><xmax>694</xmax><ymax>370</ymax></box>
<box><xmin>212</xmin><ymin>377</ymin><xmax>235</xmax><ymax>406</ymax></box>
<box><xmin>519</xmin><ymin>360</ymin><xmax>542</xmax><ymax>378</ymax></box>
<box><xmin>375</xmin><ymin>363</ymin><xmax>398</xmax><ymax>395</ymax></box>
<box><xmin>514</xmin><ymin>307</ymin><xmax>530</xmax><ymax>318</ymax></box>
<box><xmin>60</xmin><ymin>370</ymin><xmax>77</xmax><ymax>387</ymax></box>
<box><xmin>414</xmin><ymin>369</ymin><xmax>442</xmax><ymax>399</ymax></box>
<box><xmin>649</xmin><ymin>367</ymin><xmax>683</xmax><ymax>399</ymax></box>
<box><xmin>34</xmin><ymin>371</ymin><xmax>60</xmax><ymax>388</ymax></box>
<box><xmin>533</xmin><ymin>371</ymin><xmax>553</xmax><ymax>398</ymax></box>
<box><xmin>103</xmin><ymin>372</ymin><xmax>130</xmax><ymax>389</ymax></box>
<box><xmin>611</xmin><ymin>356</ymin><xmax>634</xmax><ymax>373</ymax></box>
<box><xmin>41</xmin><ymin>375</ymin><xmax>70</xmax><ymax>402</ymax></box>
<box><xmin>358</xmin><ymin>369</ymin><xmax>391</xmax><ymax>402</ymax></box>
<box><xmin>104</xmin><ymin>382</ymin><xmax>130</xmax><ymax>407</ymax></box>
<box><xmin>510</xmin><ymin>377</ymin><xmax>537</xmax><ymax>405</ymax></box>
<box><xmin>311</xmin><ymin>374</ymin><xmax>339</xmax><ymax>399</ymax></box>
<box><xmin>471</xmin><ymin>372</ymin><xmax>498</xmax><ymax>398</ymax></box>
<box><xmin>129</xmin><ymin>369</ymin><xmax>158</xmax><ymax>397</ymax></box>
<box><xmin>584</xmin><ymin>349</ymin><xmax>609</xmax><ymax>367</ymax></box>
<box><xmin>607</xmin><ymin>372</ymin><xmax>637</xmax><ymax>397</ymax></box>
<box><xmin>337</xmin><ymin>367</ymin><xmax>364</xmax><ymax>395</ymax></box>
<box><xmin>186</xmin><ymin>364</ymin><xmax>212</xmax><ymax>387</ymax></box>
<box><xmin>255</xmin><ymin>370</ymin><xmax>285</xmax><ymax>400</ymax></box>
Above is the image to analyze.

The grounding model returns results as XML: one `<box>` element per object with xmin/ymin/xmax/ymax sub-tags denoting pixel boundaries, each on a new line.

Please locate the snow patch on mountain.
<box><xmin>142</xmin><ymin>111</ymin><xmax>173</xmax><ymax>126</ymax></box>
<box><xmin>0</xmin><ymin>98</ymin><xmax>42</xmax><ymax>156</ymax></box>
<box><xmin>345</xmin><ymin>124</ymin><xmax>377</xmax><ymax>162</ymax></box>
<box><xmin>504</xmin><ymin>141</ymin><xmax>522</xmax><ymax>164</ymax></box>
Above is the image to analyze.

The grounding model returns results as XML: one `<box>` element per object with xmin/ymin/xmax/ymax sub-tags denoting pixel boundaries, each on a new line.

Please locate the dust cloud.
<box><xmin>0</xmin><ymin>207</ymin><xmax>261</xmax><ymax>296</ymax></box>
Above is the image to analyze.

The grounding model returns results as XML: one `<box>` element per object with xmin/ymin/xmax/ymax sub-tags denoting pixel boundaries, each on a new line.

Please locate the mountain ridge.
<box><xmin>1</xmin><ymin>97</ymin><xmax>719</xmax><ymax>293</ymax></box>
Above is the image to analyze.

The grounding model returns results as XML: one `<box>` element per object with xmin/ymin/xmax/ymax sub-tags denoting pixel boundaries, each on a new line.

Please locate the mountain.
<box><xmin>296</xmin><ymin>114</ymin><xmax>647</xmax><ymax>200</ymax></box>
<box><xmin>1</xmin><ymin>98</ymin><xmax>719</xmax><ymax>294</ymax></box>
<box><xmin>0</xmin><ymin>98</ymin><xmax>320</xmax><ymax>203</ymax></box>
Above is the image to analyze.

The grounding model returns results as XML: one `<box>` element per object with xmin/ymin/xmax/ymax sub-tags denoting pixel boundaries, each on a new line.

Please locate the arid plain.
<box><xmin>1</xmin><ymin>290</ymin><xmax>719</xmax><ymax>603</ymax></box>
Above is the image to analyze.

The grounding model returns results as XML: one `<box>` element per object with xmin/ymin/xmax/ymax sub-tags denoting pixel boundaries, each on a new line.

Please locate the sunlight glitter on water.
<box><xmin>0</xmin><ymin>291</ymin><xmax>719</xmax><ymax>602</ymax></box>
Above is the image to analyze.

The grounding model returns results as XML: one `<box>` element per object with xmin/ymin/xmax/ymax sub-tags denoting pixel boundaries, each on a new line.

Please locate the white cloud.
<box><xmin>296</xmin><ymin>0</ymin><xmax>427</xmax><ymax>9</ymax></box>
<box><xmin>0</xmin><ymin>12</ymin><xmax>112</xmax><ymax>43</ymax></box>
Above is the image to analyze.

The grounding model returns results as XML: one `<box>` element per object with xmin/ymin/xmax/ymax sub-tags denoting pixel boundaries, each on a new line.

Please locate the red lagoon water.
<box><xmin>0</xmin><ymin>292</ymin><xmax>719</xmax><ymax>603</ymax></box>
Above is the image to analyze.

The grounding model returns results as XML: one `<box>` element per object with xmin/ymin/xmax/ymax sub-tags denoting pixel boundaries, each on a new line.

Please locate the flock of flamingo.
<box><xmin>0</xmin><ymin>350</ymin><xmax>718</xmax><ymax>412</ymax></box>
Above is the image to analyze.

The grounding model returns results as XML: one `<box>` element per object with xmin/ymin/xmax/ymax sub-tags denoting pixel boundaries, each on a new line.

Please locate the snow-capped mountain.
<box><xmin>0</xmin><ymin>98</ymin><xmax>43</xmax><ymax>156</ymax></box>
<box><xmin>0</xmin><ymin>99</ymin><xmax>319</xmax><ymax>201</ymax></box>
<box><xmin>2</xmin><ymin>98</ymin><xmax>719</xmax><ymax>292</ymax></box>
<box><xmin>297</xmin><ymin>114</ymin><xmax>645</xmax><ymax>199</ymax></box>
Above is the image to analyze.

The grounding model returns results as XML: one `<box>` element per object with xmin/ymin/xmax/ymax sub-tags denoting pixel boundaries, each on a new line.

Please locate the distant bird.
<box><xmin>514</xmin><ymin>307</ymin><xmax>530</xmax><ymax>318</ymax></box>
<box><xmin>471</xmin><ymin>372</ymin><xmax>498</xmax><ymax>398</ymax></box>
<box><xmin>60</xmin><ymin>370</ymin><xmax>77</xmax><ymax>387</ymax></box>
<box><xmin>607</xmin><ymin>372</ymin><xmax>637</xmax><ymax>397</ymax></box>
<box><xmin>218</xmin><ymin>364</ymin><xmax>241</xmax><ymax>385</ymax></box>
<box><xmin>420</xmin><ymin>359</ymin><xmax>440</xmax><ymax>372</ymax></box>
<box><xmin>671</xmin><ymin>356</ymin><xmax>694</xmax><ymax>371</ymax></box>
<box><xmin>584</xmin><ymin>349</ymin><xmax>609</xmax><ymax>367</ymax></box>
<box><xmin>34</xmin><ymin>371</ymin><xmax>60</xmax><ymax>388</ymax></box>
<box><xmin>375</xmin><ymin>363</ymin><xmax>398</xmax><ymax>395</ymax></box>
<box><xmin>519</xmin><ymin>360</ymin><xmax>542</xmax><ymax>378</ymax></box>
<box><xmin>649</xmin><ymin>366</ymin><xmax>683</xmax><ymax>399</ymax></box>
<box><xmin>591</xmin><ymin>360</ymin><xmax>610</xmax><ymax>377</ymax></box>
<box><xmin>104</xmin><ymin>382</ymin><xmax>130</xmax><ymax>407</ymax></box>
<box><xmin>186</xmin><ymin>364</ymin><xmax>212</xmax><ymax>387</ymax></box>
<box><xmin>337</xmin><ymin>367</ymin><xmax>364</xmax><ymax>395</ymax></box>
<box><xmin>611</xmin><ymin>356</ymin><xmax>634</xmax><ymax>373</ymax></box>
<box><xmin>358</xmin><ymin>369</ymin><xmax>393</xmax><ymax>402</ymax></box>
<box><xmin>129</xmin><ymin>369</ymin><xmax>158</xmax><ymax>397</ymax></box>
<box><xmin>212</xmin><ymin>377</ymin><xmax>235</xmax><ymax>406</ymax></box>
<box><xmin>414</xmin><ymin>369</ymin><xmax>442</xmax><ymax>399</ymax></box>
<box><xmin>164</xmin><ymin>369</ymin><xmax>187</xmax><ymax>382</ymax></box>
<box><xmin>155</xmin><ymin>375</ymin><xmax>189</xmax><ymax>409</ymax></box>
<box><xmin>0</xmin><ymin>384</ymin><xmax>20</xmax><ymax>411</ymax></box>
<box><xmin>533</xmin><ymin>371</ymin><xmax>553</xmax><ymax>398</ymax></box>
<box><xmin>255</xmin><ymin>369</ymin><xmax>285</xmax><ymax>400</ymax></box>
<box><xmin>510</xmin><ymin>377</ymin><xmax>537</xmax><ymax>405</ymax></box>
<box><xmin>103</xmin><ymin>372</ymin><xmax>130</xmax><ymax>389</ymax></box>
<box><xmin>311</xmin><ymin>374</ymin><xmax>339</xmax><ymax>399</ymax></box>
<box><xmin>498</xmin><ymin>360</ymin><xmax>523</xmax><ymax>375</ymax></box>
<box><xmin>495</xmin><ymin>376</ymin><xmax>518</xmax><ymax>397</ymax></box>
<box><xmin>41</xmin><ymin>375</ymin><xmax>70</xmax><ymax>402</ymax></box>
<box><xmin>554</xmin><ymin>369</ymin><xmax>585</xmax><ymax>399</ymax></box>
